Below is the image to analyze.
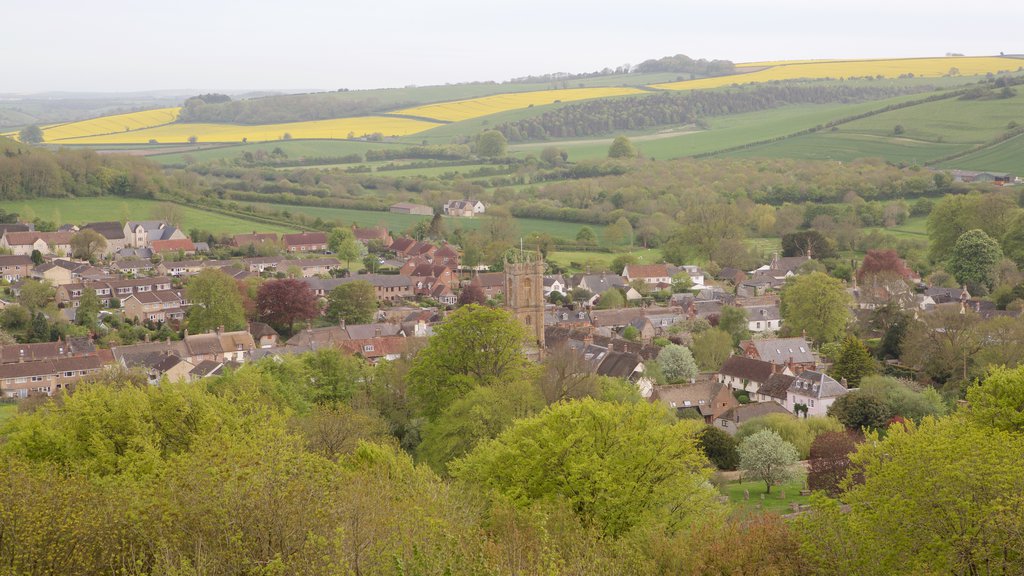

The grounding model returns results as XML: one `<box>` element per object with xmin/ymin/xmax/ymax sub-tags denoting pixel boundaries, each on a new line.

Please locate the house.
<box><xmin>304</xmin><ymin>274</ymin><xmax>415</xmax><ymax>302</ymax></box>
<box><xmin>430</xmin><ymin>282</ymin><xmax>457</xmax><ymax>306</ymax></box>
<box><xmin>121</xmin><ymin>290</ymin><xmax>188</xmax><ymax>323</ymax></box>
<box><xmin>714</xmin><ymin>402</ymin><xmax>793</xmax><ymax>435</ymax></box>
<box><xmin>469</xmin><ymin>272</ymin><xmax>505</xmax><ymax>299</ymax></box>
<box><xmin>151</xmin><ymin>238</ymin><xmax>197</xmax><ymax>255</ymax></box>
<box><xmin>285</xmin><ymin>324</ymin><xmax>409</xmax><ymax>363</ymax></box>
<box><xmin>115</xmin><ymin>247</ymin><xmax>154</xmax><ymax>260</ymax></box>
<box><xmin>56</xmin><ymin>276</ymin><xmax>174</xmax><ymax>308</ymax></box>
<box><xmin>338</xmin><ymin>336</ymin><xmax>408</xmax><ymax>363</ymax></box>
<box><xmin>718</xmin><ymin>356</ymin><xmax>780</xmax><ymax>393</ymax></box>
<box><xmin>0</xmin><ymin>223</ymin><xmax>32</xmax><ymax>235</ymax></box>
<box><xmin>443</xmin><ymin>199</ymin><xmax>485</xmax><ymax>217</ymax></box>
<box><xmin>400</xmin><ymin>262</ymin><xmax>455</xmax><ymax>296</ymax></box>
<box><xmin>294</xmin><ymin>258</ymin><xmax>342</xmax><ymax>277</ymax></box>
<box><xmin>433</xmin><ymin>244</ymin><xmax>460</xmax><ymax>268</ymax></box>
<box><xmin>671</xmin><ymin>265</ymin><xmax>708</xmax><ymax>289</ymax></box>
<box><xmin>543</xmin><ymin>274</ymin><xmax>567</xmax><ymax>297</ymax></box>
<box><xmin>740</xmin><ymin>337</ymin><xmax>818</xmax><ymax>372</ymax></box>
<box><xmin>81</xmin><ymin>221</ymin><xmax>128</xmax><ymax>255</ymax></box>
<box><xmin>248</xmin><ymin>322</ymin><xmax>279</xmax><ymax>349</ymax></box>
<box><xmin>744</xmin><ymin>304</ymin><xmax>782</xmax><ymax>333</ymax></box>
<box><xmin>754</xmin><ymin>372</ymin><xmax>797</xmax><ymax>405</ymax></box>
<box><xmin>389</xmin><ymin>202</ymin><xmax>433</xmax><ymax>216</ymax></box>
<box><xmin>282</xmin><ymin>232</ymin><xmax>328</xmax><ymax>253</ymax></box>
<box><xmin>0</xmin><ymin>337</ymin><xmax>96</xmax><ymax>364</ymax></box>
<box><xmin>785</xmin><ymin>370</ymin><xmax>849</xmax><ymax>417</ymax></box>
<box><xmin>111</xmin><ymin>259</ymin><xmax>155</xmax><ymax>276</ymax></box>
<box><xmin>572</xmin><ymin>273</ymin><xmax>642</xmax><ymax>305</ymax></box>
<box><xmin>244</xmin><ymin>256</ymin><xmax>285</xmax><ymax>274</ymax></box>
<box><xmin>182</xmin><ymin>328</ymin><xmax>257</xmax><ymax>364</ymax></box>
<box><xmin>231</xmin><ymin>232</ymin><xmax>280</xmax><ymax>250</ymax></box>
<box><xmin>123</xmin><ymin>221</ymin><xmax>187</xmax><ymax>248</ymax></box>
<box><xmin>390</xmin><ymin>238</ymin><xmax>436</xmax><ymax>260</ymax></box>
<box><xmin>649</xmin><ymin>378</ymin><xmax>739</xmax><ymax>425</ymax></box>
<box><xmin>33</xmin><ymin>259</ymin><xmax>108</xmax><ymax>285</ymax></box>
<box><xmin>545</xmin><ymin>306</ymin><xmax>591</xmax><ymax>326</ymax></box>
<box><xmin>751</xmin><ymin>253</ymin><xmax>812</xmax><ymax>280</ymax></box>
<box><xmin>0</xmin><ymin>356</ymin><xmax>104</xmax><ymax>398</ymax></box>
<box><xmin>716</xmin><ymin>267</ymin><xmax>748</xmax><ymax>285</ymax></box>
<box><xmin>622</xmin><ymin>264</ymin><xmax>672</xmax><ymax>289</ymax></box>
<box><xmin>0</xmin><ymin>231</ymin><xmax>74</xmax><ymax>256</ymax></box>
<box><xmin>0</xmin><ymin>255</ymin><xmax>34</xmax><ymax>282</ymax></box>
<box><xmin>352</xmin><ymin>226</ymin><xmax>392</xmax><ymax>248</ymax></box>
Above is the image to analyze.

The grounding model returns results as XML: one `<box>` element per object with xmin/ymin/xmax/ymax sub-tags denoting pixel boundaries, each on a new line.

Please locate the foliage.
<box><xmin>75</xmin><ymin>287</ymin><xmax>101</xmax><ymax>331</ymax></box>
<box><xmin>965</xmin><ymin>365</ymin><xmax>1024</xmax><ymax>432</ymax></box>
<box><xmin>17</xmin><ymin>279</ymin><xmax>54</xmax><ymax>312</ymax></box>
<box><xmin>698</xmin><ymin>425</ymin><xmax>739</xmax><ymax>470</ymax></box>
<box><xmin>857</xmin><ymin>248</ymin><xmax>913</xmax><ymax>283</ymax></box>
<box><xmin>738</xmin><ymin>429</ymin><xmax>800</xmax><ymax>494</ymax></box>
<box><xmin>475</xmin><ymin>130</ymin><xmax>508</xmax><ymax>157</ymax></box>
<box><xmin>325</xmin><ymin>280</ymin><xmax>376</xmax><ymax>325</ymax></box>
<box><xmin>327</xmin><ymin>227</ymin><xmax>362</xmax><ymax>268</ymax></box>
<box><xmin>827</xmin><ymin>393</ymin><xmax>890</xmax><ymax>431</ymax></box>
<box><xmin>596</xmin><ymin>287</ymin><xmax>625</xmax><ymax>309</ymax></box>
<box><xmin>608</xmin><ymin>135</ymin><xmax>638</xmax><ymax>158</ymax></box>
<box><xmin>256</xmin><ymin>278</ymin><xmax>320</xmax><ymax>334</ymax></box>
<box><xmin>780</xmin><ymin>272</ymin><xmax>851</xmax><ymax>344</ymax></box>
<box><xmin>736</xmin><ymin>413</ymin><xmax>844</xmax><ymax>459</ymax></box>
<box><xmin>948</xmin><ymin>228</ymin><xmax>1003</xmax><ymax>293</ymax></box>
<box><xmin>451</xmin><ymin>398</ymin><xmax>716</xmax><ymax>538</ymax></box>
<box><xmin>408</xmin><ymin>305</ymin><xmax>530</xmax><ymax>419</ymax></box>
<box><xmin>716</xmin><ymin>305</ymin><xmax>751</xmax><ymax>346</ymax></box>
<box><xmin>18</xmin><ymin>125</ymin><xmax>43</xmax><ymax>145</ymax></box>
<box><xmin>657</xmin><ymin>344</ymin><xmax>698</xmax><ymax>384</ymax></box>
<box><xmin>69</xmin><ymin>229</ymin><xmax>108</xmax><ymax>261</ymax></box>
<box><xmin>185</xmin><ymin>268</ymin><xmax>247</xmax><ymax>333</ymax></box>
<box><xmin>690</xmin><ymin>328</ymin><xmax>733</xmax><ymax>371</ymax></box>
<box><xmin>806</xmin><ymin>430</ymin><xmax>860</xmax><ymax>497</ymax></box>
<box><xmin>830</xmin><ymin>335</ymin><xmax>877</xmax><ymax>386</ymax></box>
<box><xmin>782</xmin><ymin>230</ymin><xmax>836</xmax><ymax>259</ymax></box>
<box><xmin>457</xmin><ymin>283</ymin><xmax>487</xmax><ymax>307</ymax></box>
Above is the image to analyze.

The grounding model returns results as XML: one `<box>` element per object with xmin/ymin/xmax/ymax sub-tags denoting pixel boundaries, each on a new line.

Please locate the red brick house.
<box><xmin>151</xmin><ymin>238</ymin><xmax>197</xmax><ymax>255</ymax></box>
<box><xmin>283</xmin><ymin>232</ymin><xmax>328</xmax><ymax>253</ymax></box>
<box><xmin>231</xmin><ymin>232</ymin><xmax>280</xmax><ymax>249</ymax></box>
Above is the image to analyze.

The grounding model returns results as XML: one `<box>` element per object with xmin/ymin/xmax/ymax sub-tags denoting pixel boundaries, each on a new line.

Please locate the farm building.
<box><xmin>948</xmin><ymin>170</ymin><xmax>1015</xmax><ymax>185</ymax></box>
<box><xmin>443</xmin><ymin>199</ymin><xmax>485</xmax><ymax>217</ymax></box>
<box><xmin>390</xmin><ymin>202</ymin><xmax>434</xmax><ymax>216</ymax></box>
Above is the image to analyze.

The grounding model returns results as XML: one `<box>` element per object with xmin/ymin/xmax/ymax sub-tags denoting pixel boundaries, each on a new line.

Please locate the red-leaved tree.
<box><xmin>256</xmin><ymin>278</ymin><xmax>320</xmax><ymax>336</ymax></box>
<box><xmin>457</xmin><ymin>283</ymin><xmax>487</xmax><ymax>307</ymax></box>
<box><xmin>857</xmin><ymin>249</ymin><xmax>913</xmax><ymax>283</ymax></box>
<box><xmin>806</xmin><ymin>430</ymin><xmax>862</xmax><ymax>496</ymax></box>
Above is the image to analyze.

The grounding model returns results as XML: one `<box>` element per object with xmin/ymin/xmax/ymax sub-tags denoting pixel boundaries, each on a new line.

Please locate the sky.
<box><xmin>3</xmin><ymin>0</ymin><xmax>1022</xmax><ymax>93</ymax></box>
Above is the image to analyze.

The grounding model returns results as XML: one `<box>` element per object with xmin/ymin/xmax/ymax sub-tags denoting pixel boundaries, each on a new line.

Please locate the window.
<box><xmin>362</xmin><ymin>345</ymin><xmax>375</xmax><ymax>352</ymax></box>
<box><xmin>65</xmin><ymin>371</ymin><xmax>74</xmax><ymax>377</ymax></box>
<box><xmin>31</xmin><ymin>376</ymin><xmax>43</xmax><ymax>382</ymax></box>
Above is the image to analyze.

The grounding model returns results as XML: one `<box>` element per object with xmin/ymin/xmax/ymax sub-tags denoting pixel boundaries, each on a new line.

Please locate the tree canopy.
<box><xmin>780</xmin><ymin>272</ymin><xmax>851</xmax><ymax>344</ymax></box>
<box><xmin>185</xmin><ymin>269</ymin><xmax>247</xmax><ymax>333</ymax></box>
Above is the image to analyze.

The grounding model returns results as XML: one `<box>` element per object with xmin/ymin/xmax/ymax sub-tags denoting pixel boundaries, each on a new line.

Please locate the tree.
<box><xmin>185</xmin><ymin>269</ymin><xmax>247</xmax><ymax>333</ymax></box>
<box><xmin>451</xmin><ymin>398</ymin><xmax>715</xmax><ymax>538</ymax></box>
<box><xmin>900</xmin><ymin>305</ymin><xmax>983</xmax><ymax>388</ymax></box>
<box><xmin>28</xmin><ymin>312</ymin><xmax>50</xmax><ymax>343</ymax></box>
<box><xmin>781</xmin><ymin>230</ymin><xmax>836</xmax><ymax>259</ymax></box>
<box><xmin>575</xmin><ymin>226</ymin><xmax>597</xmax><ymax>245</ymax></box>
<box><xmin>716</xmin><ymin>305</ymin><xmax>751</xmax><ymax>346</ymax></box>
<box><xmin>536</xmin><ymin>343</ymin><xmax>601</xmax><ymax>404</ymax></box>
<box><xmin>18</xmin><ymin>125</ymin><xmax>43</xmax><ymax>145</ymax></box>
<box><xmin>671</xmin><ymin>272</ymin><xmax>694</xmax><ymax>293</ymax></box>
<box><xmin>736</xmin><ymin>413</ymin><xmax>843</xmax><ymax>459</ymax></box>
<box><xmin>857</xmin><ymin>249</ymin><xmax>913</xmax><ymax>283</ymax></box>
<box><xmin>408</xmin><ymin>305</ymin><xmax>531</xmax><ymax>419</ymax></box>
<box><xmin>325</xmin><ymin>281</ymin><xmax>376</xmax><ymax>325</ymax></box>
<box><xmin>328</xmin><ymin>227</ymin><xmax>362</xmax><ymax>272</ymax></box>
<box><xmin>70</xmin><ymin>229</ymin><xmax>107</xmax><ymax>261</ymax></box>
<box><xmin>256</xmin><ymin>278</ymin><xmax>320</xmax><ymax>335</ymax></box>
<box><xmin>76</xmin><ymin>287</ymin><xmax>101</xmax><ymax>331</ymax></box>
<box><xmin>457</xmin><ymin>283</ymin><xmax>487</xmax><ymax>307</ymax></box>
<box><xmin>738</xmin><ymin>429</ymin><xmax>799</xmax><ymax>494</ymax></box>
<box><xmin>476</xmin><ymin>130</ymin><xmax>507</xmax><ymax>157</ymax></box>
<box><xmin>417</xmin><ymin>379</ymin><xmax>544</xmax><ymax>474</ymax></box>
<box><xmin>607</xmin><ymin>135</ymin><xmax>637</xmax><ymax>158</ymax></box>
<box><xmin>780</xmin><ymin>272</ymin><xmax>851</xmax><ymax>344</ymax></box>
<box><xmin>827</xmin><ymin>393</ymin><xmax>890</xmax><ymax>431</ymax></box>
<box><xmin>17</xmin><ymin>279</ymin><xmax>54</xmax><ymax>312</ymax></box>
<box><xmin>691</xmin><ymin>328</ymin><xmax>734</xmax><ymax>371</ymax></box>
<box><xmin>948</xmin><ymin>229</ymin><xmax>1003</xmax><ymax>293</ymax></box>
<box><xmin>539</xmin><ymin>146</ymin><xmax>567</xmax><ymax>165</ymax></box>
<box><xmin>596</xmin><ymin>288</ymin><xmax>625</xmax><ymax>309</ymax></box>
<box><xmin>658</xmin><ymin>344</ymin><xmax>698</xmax><ymax>384</ymax></box>
<box><xmin>29</xmin><ymin>249</ymin><xmax>43</xmax><ymax>266</ymax></box>
<box><xmin>603</xmin><ymin>217</ymin><xmax>633</xmax><ymax>247</ymax></box>
<box><xmin>610</xmin><ymin>252</ymin><xmax>637</xmax><ymax>275</ymax></box>
<box><xmin>698</xmin><ymin>425</ymin><xmax>739</xmax><ymax>470</ymax></box>
<box><xmin>830</xmin><ymin>335</ymin><xmax>876</xmax><ymax>386</ymax></box>
<box><xmin>965</xmin><ymin>364</ymin><xmax>1024</xmax><ymax>432</ymax></box>
<box><xmin>805</xmin><ymin>431</ymin><xmax>860</xmax><ymax>497</ymax></box>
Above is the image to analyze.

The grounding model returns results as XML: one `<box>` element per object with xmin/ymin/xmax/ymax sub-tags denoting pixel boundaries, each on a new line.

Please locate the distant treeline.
<box><xmin>0</xmin><ymin>139</ymin><xmax>169</xmax><ymax>200</ymax></box>
<box><xmin>494</xmin><ymin>84</ymin><xmax>935</xmax><ymax>141</ymax></box>
<box><xmin>632</xmin><ymin>54</ymin><xmax>736</xmax><ymax>76</ymax></box>
<box><xmin>177</xmin><ymin>93</ymin><xmax>405</xmax><ymax>124</ymax></box>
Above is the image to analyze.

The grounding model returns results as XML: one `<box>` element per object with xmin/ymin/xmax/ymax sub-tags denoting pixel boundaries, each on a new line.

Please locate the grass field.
<box><xmin>862</xmin><ymin>216</ymin><xmax>929</xmax><ymax>242</ymax></box>
<box><xmin>0</xmin><ymin>404</ymin><xmax>16</xmax><ymax>426</ymax></box>
<box><xmin>5</xmin><ymin>198</ymin><xmax>296</xmax><ymax>234</ymax></box>
<box><xmin>652</xmin><ymin>56</ymin><xmax>1024</xmax><ymax>91</ymax></box>
<box><xmin>393</xmin><ymin>87</ymin><xmax>648</xmax><ymax>122</ymax></box>
<box><xmin>718</xmin><ymin>473</ymin><xmax>810</xmax><ymax>515</ymax></box>
<box><xmin>49</xmin><ymin>116</ymin><xmax>441</xmax><ymax>145</ymax></box>
<box><xmin>547</xmin><ymin>248</ymin><xmax>662</xmax><ymax>272</ymax></box>
<box><xmin>936</xmin><ymin>132</ymin><xmax>1024</xmax><ymax>174</ymax></box>
<box><xmin>725</xmin><ymin>131</ymin><xmax>968</xmax><ymax>163</ymax></box>
<box><xmin>147</xmin><ymin>139</ymin><xmax>411</xmax><ymax>165</ymax></box>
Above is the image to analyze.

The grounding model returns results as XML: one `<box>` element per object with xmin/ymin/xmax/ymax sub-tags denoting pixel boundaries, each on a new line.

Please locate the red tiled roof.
<box><xmin>152</xmin><ymin>239</ymin><xmax>197</xmax><ymax>253</ymax></box>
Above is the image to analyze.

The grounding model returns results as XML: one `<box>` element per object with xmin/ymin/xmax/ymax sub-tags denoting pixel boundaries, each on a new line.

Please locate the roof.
<box><xmin>82</xmin><ymin>221</ymin><xmax>125</xmax><ymax>240</ymax></box>
<box><xmin>719</xmin><ymin>356</ymin><xmax>776</xmax><ymax>383</ymax></box>
<box><xmin>391</xmin><ymin>202</ymin><xmax>432</xmax><ymax>211</ymax></box>
<box><xmin>248</xmin><ymin>321</ymin><xmax>279</xmax><ymax>339</ymax></box>
<box><xmin>624</xmin><ymin>264</ymin><xmax>671</xmax><ymax>279</ymax></box>
<box><xmin>471</xmin><ymin>272</ymin><xmax>505</xmax><ymax>289</ymax></box>
<box><xmin>757</xmin><ymin>373</ymin><xmax>796</xmax><ymax>401</ymax></box>
<box><xmin>596</xmin><ymin>350</ymin><xmax>643</xmax><ymax>378</ymax></box>
<box><xmin>0</xmin><ymin>355</ymin><xmax>102</xmax><ymax>379</ymax></box>
<box><xmin>650</xmin><ymin>379</ymin><xmax>726</xmax><ymax>416</ymax></box>
<box><xmin>743</xmin><ymin>337</ymin><xmax>816</xmax><ymax>366</ymax></box>
<box><xmin>305</xmin><ymin>274</ymin><xmax>413</xmax><ymax>292</ymax></box>
<box><xmin>151</xmin><ymin>239</ymin><xmax>197</xmax><ymax>253</ymax></box>
<box><xmin>3</xmin><ymin>231</ymin><xmax>74</xmax><ymax>246</ymax></box>
<box><xmin>0</xmin><ymin>255</ymin><xmax>33</xmax><ymax>267</ymax></box>
<box><xmin>744</xmin><ymin>305</ymin><xmax>781</xmax><ymax>322</ymax></box>
<box><xmin>1</xmin><ymin>337</ymin><xmax>96</xmax><ymax>364</ymax></box>
<box><xmin>790</xmin><ymin>370</ymin><xmax>849</xmax><ymax>399</ymax></box>
<box><xmin>718</xmin><ymin>402</ymin><xmax>793</xmax><ymax>424</ymax></box>
<box><xmin>190</xmin><ymin>360</ymin><xmax>223</xmax><ymax>378</ymax></box>
<box><xmin>282</xmin><ymin>232</ymin><xmax>327</xmax><ymax>246</ymax></box>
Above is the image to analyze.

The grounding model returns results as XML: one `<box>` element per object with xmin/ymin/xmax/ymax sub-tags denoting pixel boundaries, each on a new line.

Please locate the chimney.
<box><xmin>184</xmin><ymin>328</ymin><xmax>189</xmax><ymax>338</ymax></box>
<box><xmin>216</xmin><ymin>325</ymin><xmax>223</xmax><ymax>335</ymax></box>
<box><xmin>144</xmin><ymin>333</ymin><xmax>150</xmax><ymax>343</ymax></box>
<box><xmin>840</xmin><ymin>377</ymin><xmax>848</xmax><ymax>388</ymax></box>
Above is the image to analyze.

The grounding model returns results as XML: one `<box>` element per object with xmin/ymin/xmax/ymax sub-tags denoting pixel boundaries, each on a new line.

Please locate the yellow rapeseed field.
<box><xmin>49</xmin><ymin>116</ymin><xmax>442</xmax><ymax>144</ymax></box>
<box><xmin>393</xmin><ymin>87</ymin><xmax>647</xmax><ymax>122</ymax></box>
<box><xmin>651</xmin><ymin>56</ymin><xmax>1024</xmax><ymax>91</ymax></box>
<box><xmin>42</xmin><ymin>107</ymin><xmax>181</xmax><ymax>141</ymax></box>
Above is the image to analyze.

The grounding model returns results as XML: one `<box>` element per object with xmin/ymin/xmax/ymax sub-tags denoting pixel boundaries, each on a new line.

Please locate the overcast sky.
<box><xmin>4</xmin><ymin>0</ymin><xmax>1021</xmax><ymax>93</ymax></box>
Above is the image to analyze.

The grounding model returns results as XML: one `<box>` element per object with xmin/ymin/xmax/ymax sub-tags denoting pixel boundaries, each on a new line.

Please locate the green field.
<box><xmin>725</xmin><ymin>131</ymin><xmax>968</xmax><ymax>163</ymax></box>
<box><xmin>548</xmin><ymin>248</ymin><xmax>662</xmax><ymax>272</ymax></box>
<box><xmin>936</xmin><ymin>132</ymin><xmax>1024</xmax><ymax>174</ymax></box>
<box><xmin>0</xmin><ymin>403</ymin><xmax>16</xmax><ymax>426</ymax></box>
<box><xmin>6</xmin><ymin>198</ymin><xmax>297</xmax><ymax>234</ymax></box>
<box><xmin>718</xmin><ymin>472</ymin><xmax>810</xmax><ymax>515</ymax></box>
<box><xmin>239</xmin><ymin>201</ymin><xmax>606</xmax><ymax>242</ymax></box>
<box><xmin>147</xmin><ymin>139</ymin><xmax>412</xmax><ymax>165</ymax></box>
<box><xmin>863</xmin><ymin>216</ymin><xmax>929</xmax><ymax>242</ymax></box>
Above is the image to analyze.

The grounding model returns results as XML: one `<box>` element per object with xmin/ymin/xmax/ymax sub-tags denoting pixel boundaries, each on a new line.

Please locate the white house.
<box><xmin>443</xmin><ymin>200</ymin><xmax>486</xmax><ymax>217</ymax></box>
<box><xmin>744</xmin><ymin>305</ymin><xmax>782</xmax><ymax>333</ymax></box>
<box><xmin>785</xmin><ymin>370</ymin><xmax>849</xmax><ymax>417</ymax></box>
<box><xmin>622</xmin><ymin>264</ymin><xmax>672</xmax><ymax>288</ymax></box>
<box><xmin>543</xmin><ymin>274</ymin><xmax>567</xmax><ymax>297</ymax></box>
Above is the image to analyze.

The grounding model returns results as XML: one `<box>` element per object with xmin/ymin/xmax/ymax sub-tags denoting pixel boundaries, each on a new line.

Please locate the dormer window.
<box><xmin>362</xmin><ymin>345</ymin><xmax>375</xmax><ymax>352</ymax></box>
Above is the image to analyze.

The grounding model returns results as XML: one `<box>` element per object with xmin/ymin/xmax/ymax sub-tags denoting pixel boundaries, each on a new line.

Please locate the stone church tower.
<box><xmin>504</xmin><ymin>251</ymin><xmax>545</xmax><ymax>351</ymax></box>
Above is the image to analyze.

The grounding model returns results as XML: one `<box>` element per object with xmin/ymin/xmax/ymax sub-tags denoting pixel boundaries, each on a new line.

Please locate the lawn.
<box><xmin>5</xmin><ymin>197</ymin><xmax>296</xmax><ymax>234</ymax></box>
<box><xmin>718</xmin><ymin>471</ymin><xmax>810</xmax><ymax>515</ymax></box>
<box><xmin>547</xmin><ymin>248</ymin><xmax>662</xmax><ymax>272</ymax></box>
<box><xmin>0</xmin><ymin>403</ymin><xmax>17</xmax><ymax>426</ymax></box>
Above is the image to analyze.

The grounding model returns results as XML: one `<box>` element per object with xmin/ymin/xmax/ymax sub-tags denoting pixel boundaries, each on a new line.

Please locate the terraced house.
<box><xmin>56</xmin><ymin>276</ymin><xmax>173</xmax><ymax>307</ymax></box>
<box><xmin>0</xmin><ymin>355</ymin><xmax>103</xmax><ymax>398</ymax></box>
<box><xmin>0</xmin><ymin>255</ymin><xmax>33</xmax><ymax>282</ymax></box>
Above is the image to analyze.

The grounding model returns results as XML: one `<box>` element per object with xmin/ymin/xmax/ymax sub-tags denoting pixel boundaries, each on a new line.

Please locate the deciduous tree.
<box><xmin>830</xmin><ymin>335</ymin><xmax>876</xmax><ymax>386</ymax></box>
<box><xmin>738</xmin><ymin>429</ymin><xmax>799</xmax><ymax>494</ymax></box>
<box><xmin>607</xmin><ymin>135</ymin><xmax>637</xmax><ymax>158</ymax></box>
<box><xmin>691</xmin><ymin>328</ymin><xmax>734</xmax><ymax>371</ymax></box>
<box><xmin>185</xmin><ymin>269</ymin><xmax>247</xmax><ymax>333</ymax></box>
<box><xmin>658</xmin><ymin>344</ymin><xmax>698</xmax><ymax>384</ymax></box>
<box><xmin>780</xmin><ymin>272</ymin><xmax>851</xmax><ymax>344</ymax></box>
<box><xmin>325</xmin><ymin>280</ymin><xmax>376</xmax><ymax>325</ymax></box>
<box><xmin>70</xmin><ymin>229</ymin><xmax>107</xmax><ymax>261</ymax></box>
<box><xmin>256</xmin><ymin>278</ymin><xmax>320</xmax><ymax>335</ymax></box>
<box><xmin>948</xmin><ymin>228</ymin><xmax>1003</xmax><ymax>293</ymax></box>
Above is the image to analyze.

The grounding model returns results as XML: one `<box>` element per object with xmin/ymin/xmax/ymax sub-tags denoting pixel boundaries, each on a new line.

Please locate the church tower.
<box><xmin>504</xmin><ymin>250</ymin><xmax>545</xmax><ymax>351</ymax></box>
